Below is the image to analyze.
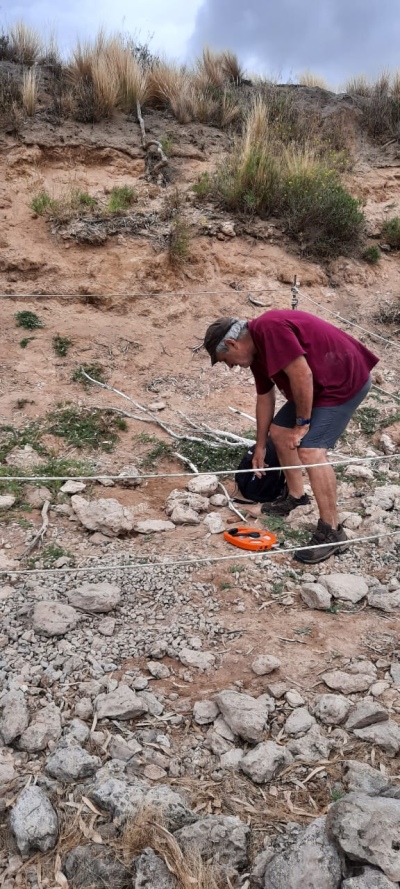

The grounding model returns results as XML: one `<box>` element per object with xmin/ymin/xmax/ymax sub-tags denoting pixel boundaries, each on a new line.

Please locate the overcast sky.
<box><xmin>3</xmin><ymin>0</ymin><xmax>400</xmax><ymax>86</ymax></box>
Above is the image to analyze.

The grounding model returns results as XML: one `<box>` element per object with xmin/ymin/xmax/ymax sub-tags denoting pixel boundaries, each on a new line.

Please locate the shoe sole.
<box><xmin>294</xmin><ymin>541</ymin><xmax>349</xmax><ymax>564</ymax></box>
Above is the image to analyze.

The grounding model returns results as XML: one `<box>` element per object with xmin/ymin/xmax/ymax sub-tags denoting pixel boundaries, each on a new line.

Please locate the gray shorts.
<box><xmin>272</xmin><ymin>376</ymin><xmax>372</xmax><ymax>449</ymax></box>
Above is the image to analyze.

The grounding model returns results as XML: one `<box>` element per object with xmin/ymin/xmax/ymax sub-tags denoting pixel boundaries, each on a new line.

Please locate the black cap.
<box><xmin>203</xmin><ymin>317</ymin><xmax>238</xmax><ymax>366</ymax></box>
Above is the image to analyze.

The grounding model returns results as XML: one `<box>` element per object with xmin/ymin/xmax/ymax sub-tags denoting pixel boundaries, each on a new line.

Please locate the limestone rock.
<box><xmin>170</xmin><ymin>505</ymin><xmax>200</xmax><ymax>525</ymax></box>
<box><xmin>64</xmin><ymin>844</ymin><xmax>132</xmax><ymax>888</ymax></box>
<box><xmin>98</xmin><ymin>617</ymin><xmax>116</xmax><ymax>636</ymax></box>
<box><xmin>0</xmin><ymin>748</ymin><xmax>15</xmax><ymax>786</ymax></box>
<box><xmin>345</xmin><ymin>700</ymin><xmax>388</xmax><ymax>731</ymax></box>
<box><xmin>264</xmin><ymin>816</ymin><xmax>343</xmax><ymax>889</ymax></box>
<box><xmin>284</xmin><ymin>707</ymin><xmax>315</xmax><ymax>736</ymax></box>
<box><xmin>165</xmin><ymin>490</ymin><xmax>209</xmax><ymax>515</ymax></box>
<box><xmin>342</xmin><ymin>866</ymin><xmax>398</xmax><ymax>887</ymax></box>
<box><xmin>134</xmin><ymin>519</ymin><xmax>175</xmax><ymax>533</ymax></box>
<box><xmin>193</xmin><ymin>701</ymin><xmax>220</xmax><ymax>725</ymax></box>
<box><xmin>285</xmin><ymin>690</ymin><xmax>305</xmax><ymax>707</ymax></box>
<box><xmin>117</xmin><ymin>464</ymin><xmax>142</xmax><ymax>487</ymax></box>
<box><xmin>147</xmin><ymin>661</ymin><xmax>171</xmax><ymax>680</ymax></box>
<box><xmin>24</xmin><ymin>485</ymin><xmax>52</xmax><ymax>508</ymax></box>
<box><xmin>109</xmin><ymin>736</ymin><xmax>142</xmax><ymax>761</ymax></box>
<box><xmin>353</xmin><ymin>720</ymin><xmax>400</xmax><ymax>756</ymax></box>
<box><xmin>288</xmin><ymin>724</ymin><xmax>331</xmax><ymax>762</ymax></box>
<box><xmin>187</xmin><ymin>474</ymin><xmax>219</xmax><ymax>496</ymax></box>
<box><xmin>10</xmin><ymin>787</ymin><xmax>58</xmax><ymax>857</ymax></box>
<box><xmin>0</xmin><ymin>495</ymin><xmax>16</xmax><ymax>509</ymax></box>
<box><xmin>343</xmin><ymin>761</ymin><xmax>392</xmax><ymax>796</ymax></box>
<box><xmin>322</xmin><ymin>670</ymin><xmax>374</xmax><ymax>694</ymax></box>
<box><xmin>175</xmin><ymin>815</ymin><xmax>249</xmax><ymax>871</ymax></box>
<box><xmin>214</xmin><ymin>691</ymin><xmax>269</xmax><ymax>743</ymax></box>
<box><xmin>251</xmin><ymin>655</ymin><xmax>281</xmax><ymax>676</ymax></box>
<box><xmin>179</xmin><ymin>648</ymin><xmax>215</xmax><ymax>671</ymax></box>
<box><xmin>95</xmin><ymin>685</ymin><xmax>148</xmax><ymax>721</ymax></box>
<box><xmin>46</xmin><ymin>741</ymin><xmax>101</xmax><ymax>783</ymax></box>
<box><xmin>60</xmin><ymin>480</ymin><xmax>86</xmax><ymax>494</ymax></box>
<box><xmin>312</xmin><ymin>694</ymin><xmax>351</xmax><ymax>726</ymax></box>
<box><xmin>220</xmin><ymin>748</ymin><xmax>244</xmax><ymax>769</ymax></box>
<box><xmin>33</xmin><ymin>601</ymin><xmax>80</xmax><ymax>636</ymax></box>
<box><xmin>5</xmin><ymin>445</ymin><xmax>46</xmax><ymax>469</ymax></box>
<box><xmin>321</xmin><ymin>573</ymin><xmax>368</xmax><ymax>604</ymax></box>
<box><xmin>132</xmin><ymin>848</ymin><xmax>176</xmax><ymax>888</ymax></box>
<box><xmin>240</xmin><ymin>741</ymin><xmax>293</xmax><ymax>784</ymax></box>
<box><xmin>210</xmin><ymin>493</ymin><xmax>228</xmax><ymax>507</ymax></box>
<box><xmin>367</xmin><ymin>588</ymin><xmax>400</xmax><ymax>612</ymax></box>
<box><xmin>68</xmin><ymin>581</ymin><xmax>121</xmax><ymax>613</ymax></box>
<box><xmin>300</xmin><ymin>583</ymin><xmax>332</xmax><ymax>610</ymax></box>
<box><xmin>0</xmin><ymin>690</ymin><xmax>30</xmax><ymax>744</ymax></box>
<box><xmin>345</xmin><ymin>464</ymin><xmax>374</xmax><ymax>480</ymax></box>
<box><xmin>327</xmin><ymin>793</ymin><xmax>400</xmax><ymax>882</ymax></box>
<box><xmin>203</xmin><ymin>511</ymin><xmax>225</xmax><ymax>534</ymax></box>
<box><xmin>19</xmin><ymin>704</ymin><xmax>62</xmax><ymax>752</ymax></box>
<box><xmin>71</xmin><ymin>495</ymin><xmax>134</xmax><ymax>536</ymax></box>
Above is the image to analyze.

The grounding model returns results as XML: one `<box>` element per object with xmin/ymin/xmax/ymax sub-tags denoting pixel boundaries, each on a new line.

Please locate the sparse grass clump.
<box><xmin>31</xmin><ymin>191</ymin><xmax>54</xmax><ymax>215</ymax></box>
<box><xmin>168</xmin><ymin>216</ymin><xmax>191</xmax><ymax>266</ymax></box>
<box><xmin>355</xmin><ymin>405</ymin><xmax>380</xmax><ymax>435</ymax></box>
<box><xmin>22</xmin><ymin>68</ymin><xmax>38</xmax><ymax>116</ymax></box>
<box><xmin>53</xmin><ymin>335</ymin><xmax>72</xmax><ymax>357</ymax></box>
<box><xmin>106</xmin><ymin>185</ymin><xmax>137</xmax><ymax>214</ymax></box>
<box><xmin>20</xmin><ymin>337</ymin><xmax>35</xmax><ymax>348</ymax></box>
<box><xmin>9</xmin><ymin>21</ymin><xmax>43</xmax><ymax>65</ymax></box>
<box><xmin>382</xmin><ymin>216</ymin><xmax>400</xmax><ymax>248</ymax></box>
<box><xmin>30</xmin><ymin>188</ymin><xmax>98</xmax><ymax>221</ymax></box>
<box><xmin>345</xmin><ymin>72</ymin><xmax>400</xmax><ymax>139</ymax></box>
<box><xmin>15</xmin><ymin>311</ymin><xmax>44</xmax><ymax>330</ymax></box>
<box><xmin>47</xmin><ymin>406</ymin><xmax>127</xmax><ymax>451</ymax></box>
<box><xmin>362</xmin><ymin>245</ymin><xmax>381</xmax><ymax>264</ymax></box>
<box><xmin>72</xmin><ymin>363</ymin><xmax>106</xmax><ymax>388</ymax></box>
<box><xmin>375</xmin><ymin>295</ymin><xmax>400</xmax><ymax>325</ymax></box>
<box><xmin>298</xmin><ymin>70</ymin><xmax>330</xmax><ymax>89</ymax></box>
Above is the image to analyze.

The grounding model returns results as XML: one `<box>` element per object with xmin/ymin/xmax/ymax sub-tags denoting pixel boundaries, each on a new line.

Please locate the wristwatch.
<box><xmin>296</xmin><ymin>417</ymin><xmax>311</xmax><ymax>426</ymax></box>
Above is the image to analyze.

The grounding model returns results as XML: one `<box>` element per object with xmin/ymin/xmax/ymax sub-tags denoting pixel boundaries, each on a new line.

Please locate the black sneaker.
<box><xmin>294</xmin><ymin>519</ymin><xmax>349</xmax><ymax>564</ymax></box>
<box><xmin>261</xmin><ymin>492</ymin><xmax>311</xmax><ymax>517</ymax></box>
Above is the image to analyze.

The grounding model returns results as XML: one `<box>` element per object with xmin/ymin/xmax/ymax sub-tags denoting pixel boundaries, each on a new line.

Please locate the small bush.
<box><xmin>382</xmin><ymin>216</ymin><xmax>400</xmax><ymax>248</ymax></box>
<box><xmin>106</xmin><ymin>185</ymin><xmax>137</xmax><ymax>214</ymax></box>
<box><xmin>30</xmin><ymin>191</ymin><xmax>54</xmax><ymax>215</ymax></box>
<box><xmin>15</xmin><ymin>311</ymin><xmax>44</xmax><ymax>330</ymax></box>
<box><xmin>362</xmin><ymin>245</ymin><xmax>381</xmax><ymax>264</ymax></box>
<box><xmin>53</xmin><ymin>335</ymin><xmax>72</xmax><ymax>357</ymax></box>
<box><xmin>168</xmin><ymin>216</ymin><xmax>191</xmax><ymax>266</ymax></box>
<box><xmin>9</xmin><ymin>21</ymin><xmax>43</xmax><ymax>65</ymax></box>
<box><xmin>0</xmin><ymin>70</ymin><xmax>22</xmax><ymax>123</ymax></box>
<box><xmin>31</xmin><ymin>188</ymin><xmax>97</xmax><ymax>220</ymax></box>
<box><xmin>375</xmin><ymin>295</ymin><xmax>400</xmax><ymax>325</ymax></box>
<box><xmin>20</xmin><ymin>337</ymin><xmax>35</xmax><ymax>348</ymax></box>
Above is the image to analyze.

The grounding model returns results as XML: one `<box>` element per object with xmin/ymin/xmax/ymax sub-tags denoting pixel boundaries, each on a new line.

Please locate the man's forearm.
<box><xmin>284</xmin><ymin>357</ymin><xmax>313</xmax><ymax>420</ymax></box>
<box><xmin>256</xmin><ymin>390</ymin><xmax>275</xmax><ymax>445</ymax></box>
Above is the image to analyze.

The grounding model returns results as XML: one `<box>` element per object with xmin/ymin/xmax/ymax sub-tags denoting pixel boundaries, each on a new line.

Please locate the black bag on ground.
<box><xmin>235</xmin><ymin>438</ymin><xmax>286</xmax><ymax>503</ymax></box>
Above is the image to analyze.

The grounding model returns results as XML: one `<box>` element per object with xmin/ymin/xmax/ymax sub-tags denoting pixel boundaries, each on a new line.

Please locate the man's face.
<box><xmin>215</xmin><ymin>336</ymin><xmax>255</xmax><ymax>368</ymax></box>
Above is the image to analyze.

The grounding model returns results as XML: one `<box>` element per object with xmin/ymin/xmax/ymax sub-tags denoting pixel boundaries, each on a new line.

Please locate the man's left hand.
<box><xmin>288</xmin><ymin>424</ymin><xmax>310</xmax><ymax>450</ymax></box>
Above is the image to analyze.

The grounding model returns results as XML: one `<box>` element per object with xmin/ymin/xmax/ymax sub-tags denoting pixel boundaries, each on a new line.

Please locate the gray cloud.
<box><xmin>188</xmin><ymin>0</ymin><xmax>400</xmax><ymax>85</ymax></box>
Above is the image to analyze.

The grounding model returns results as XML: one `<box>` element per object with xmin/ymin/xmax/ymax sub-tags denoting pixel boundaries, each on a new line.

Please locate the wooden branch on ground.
<box><xmin>136</xmin><ymin>100</ymin><xmax>168</xmax><ymax>178</ymax></box>
<box><xmin>22</xmin><ymin>500</ymin><xmax>50</xmax><ymax>558</ymax></box>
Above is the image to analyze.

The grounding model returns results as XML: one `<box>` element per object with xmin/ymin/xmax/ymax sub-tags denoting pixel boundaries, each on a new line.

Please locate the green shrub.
<box><xmin>47</xmin><ymin>406</ymin><xmax>127</xmax><ymax>451</ymax></box>
<box><xmin>20</xmin><ymin>337</ymin><xmax>35</xmax><ymax>348</ymax></box>
<box><xmin>106</xmin><ymin>185</ymin><xmax>137</xmax><ymax>214</ymax></box>
<box><xmin>30</xmin><ymin>191</ymin><xmax>54</xmax><ymax>215</ymax></box>
<box><xmin>362</xmin><ymin>245</ymin><xmax>381</xmax><ymax>264</ymax></box>
<box><xmin>72</xmin><ymin>363</ymin><xmax>105</xmax><ymax>388</ymax></box>
<box><xmin>53</xmin><ymin>335</ymin><xmax>72</xmax><ymax>357</ymax></box>
<box><xmin>168</xmin><ymin>216</ymin><xmax>191</xmax><ymax>266</ymax></box>
<box><xmin>15</xmin><ymin>311</ymin><xmax>44</xmax><ymax>330</ymax></box>
<box><xmin>382</xmin><ymin>216</ymin><xmax>400</xmax><ymax>248</ymax></box>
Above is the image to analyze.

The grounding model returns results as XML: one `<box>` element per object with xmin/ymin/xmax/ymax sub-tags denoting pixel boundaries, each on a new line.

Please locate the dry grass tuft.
<box><xmin>123</xmin><ymin>807</ymin><xmax>226</xmax><ymax>889</ymax></box>
<box><xmin>344</xmin><ymin>74</ymin><xmax>372</xmax><ymax>97</ymax></box>
<box><xmin>22</xmin><ymin>68</ymin><xmax>38</xmax><ymax>116</ymax></box>
<box><xmin>221</xmin><ymin>50</ymin><xmax>245</xmax><ymax>84</ymax></box>
<box><xmin>168</xmin><ymin>215</ymin><xmax>191</xmax><ymax>266</ymax></box>
<box><xmin>196</xmin><ymin>47</ymin><xmax>226</xmax><ymax>90</ymax></box>
<box><xmin>298</xmin><ymin>70</ymin><xmax>331</xmax><ymax>90</ymax></box>
<box><xmin>91</xmin><ymin>55</ymin><xmax>119</xmax><ymax>119</ymax></box>
<box><xmin>9</xmin><ymin>20</ymin><xmax>43</xmax><ymax>65</ymax></box>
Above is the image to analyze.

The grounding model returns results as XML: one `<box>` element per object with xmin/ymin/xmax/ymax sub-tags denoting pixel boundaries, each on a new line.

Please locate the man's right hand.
<box><xmin>252</xmin><ymin>445</ymin><xmax>267</xmax><ymax>478</ymax></box>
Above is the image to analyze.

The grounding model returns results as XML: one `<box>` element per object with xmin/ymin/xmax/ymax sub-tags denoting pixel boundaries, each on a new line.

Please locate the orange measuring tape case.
<box><xmin>223</xmin><ymin>526</ymin><xmax>277</xmax><ymax>552</ymax></box>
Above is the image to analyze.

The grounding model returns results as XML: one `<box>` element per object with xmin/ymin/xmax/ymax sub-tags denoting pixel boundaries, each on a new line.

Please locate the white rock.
<box><xmin>370</xmin><ymin>680</ymin><xmax>391</xmax><ymax>697</ymax></box>
<box><xmin>264</xmin><ymin>815</ymin><xmax>342</xmax><ymax>889</ymax></box>
<box><xmin>60</xmin><ymin>480</ymin><xmax>86</xmax><ymax>494</ymax></box>
<box><xmin>287</xmin><ymin>724</ymin><xmax>331</xmax><ymax>761</ymax></box>
<box><xmin>117</xmin><ymin>464</ymin><xmax>142</xmax><ymax>487</ymax></box>
<box><xmin>0</xmin><ymin>495</ymin><xmax>16</xmax><ymax>509</ymax></box>
<box><xmin>343</xmin><ymin>760</ymin><xmax>392</xmax><ymax>796</ymax></box>
<box><xmin>148</xmin><ymin>401</ymin><xmax>166</xmax><ymax>411</ymax></box>
<box><xmin>134</xmin><ymin>519</ymin><xmax>175</xmax><ymax>533</ymax></box>
<box><xmin>147</xmin><ymin>661</ymin><xmax>171</xmax><ymax>679</ymax></box>
<box><xmin>10</xmin><ymin>787</ymin><xmax>58</xmax><ymax>857</ymax></box>
<box><xmin>187</xmin><ymin>474</ymin><xmax>219</xmax><ymax>495</ymax></box>
<box><xmin>19</xmin><ymin>704</ymin><xmax>62</xmax><ymax>752</ymax></box>
<box><xmin>203</xmin><ymin>512</ymin><xmax>225</xmax><ymax>534</ymax></box>
<box><xmin>33</xmin><ymin>601</ymin><xmax>80</xmax><ymax>636</ymax></box>
<box><xmin>170</xmin><ymin>506</ymin><xmax>200</xmax><ymax>525</ymax></box>
<box><xmin>214</xmin><ymin>691</ymin><xmax>269</xmax><ymax>743</ymax></box>
<box><xmin>24</xmin><ymin>486</ymin><xmax>52</xmax><ymax>509</ymax></box>
<box><xmin>68</xmin><ymin>581</ymin><xmax>121</xmax><ymax>613</ymax></box>
<box><xmin>368</xmin><ymin>588</ymin><xmax>400</xmax><ymax>612</ymax></box>
<box><xmin>322</xmin><ymin>670</ymin><xmax>375</xmax><ymax>694</ymax></box>
<box><xmin>380</xmin><ymin>433</ymin><xmax>397</xmax><ymax>455</ymax></box>
<box><xmin>213</xmin><ymin>715</ymin><xmax>236</xmax><ymax>741</ymax></box>
<box><xmin>165</xmin><ymin>490</ymin><xmax>209</xmax><ymax>515</ymax></box>
<box><xmin>220</xmin><ymin>748</ymin><xmax>244</xmax><ymax>769</ymax></box>
<box><xmin>327</xmin><ymin>794</ymin><xmax>400</xmax><ymax>882</ymax></box>
<box><xmin>312</xmin><ymin>694</ymin><xmax>351</xmax><ymax>726</ymax></box>
<box><xmin>95</xmin><ymin>685</ymin><xmax>148</xmax><ymax>721</ymax></box>
<box><xmin>353</xmin><ymin>721</ymin><xmax>400</xmax><ymax>756</ymax></box>
<box><xmin>345</xmin><ymin>700</ymin><xmax>388</xmax><ymax>731</ymax></box>
<box><xmin>321</xmin><ymin>573</ymin><xmax>368</xmax><ymax>604</ymax></box>
<box><xmin>0</xmin><ymin>690</ymin><xmax>30</xmax><ymax>744</ymax></box>
<box><xmin>179</xmin><ymin>648</ymin><xmax>215</xmax><ymax>671</ymax></box>
<box><xmin>241</xmin><ymin>740</ymin><xmax>293</xmax><ymax>783</ymax></box>
<box><xmin>345</xmin><ymin>464</ymin><xmax>374</xmax><ymax>479</ymax></box>
<box><xmin>342</xmin><ymin>513</ymin><xmax>363</xmax><ymax>529</ymax></box>
<box><xmin>193</xmin><ymin>701</ymin><xmax>219</xmax><ymax>725</ymax></box>
<box><xmin>98</xmin><ymin>617</ymin><xmax>116</xmax><ymax>636</ymax></box>
<box><xmin>251</xmin><ymin>655</ymin><xmax>281</xmax><ymax>676</ymax></box>
<box><xmin>343</xmin><ymin>867</ymin><xmax>398</xmax><ymax>888</ymax></box>
<box><xmin>0</xmin><ymin>748</ymin><xmax>15</xmax><ymax>785</ymax></box>
<box><xmin>71</xmin><ymin>495</ymin><xmax>134</xmax><ymax>536</ymax></box>
<box><xmin>285</xmin><ymin>690</ymin><xmax>305</xmax><ymax>708</ymax></box>
<box><xmin>74</xmin><ymin>697</ymin><xmax>93</xmax><ymax>720</ymax></box>
<box><xmin>5</xmin><ymin>445</ymin><xmax>46</xmax><ymax>468</ymax></box>
<box><xmin>300</xmin><ymin>583</ymin><xmax>332</xmax><ymax>610</ymax></box>
<box><xmin>284</xmin><ymin>707</ymin><xmax>315</xmax><ymax>736</ymax></box>
<box><xmin>46</xmin><ymin>742</ymin><xmax>101</xmax><ymax>782</ymax></box>
<box><xmin>210</xmin><ymin>493</ymin><xmax>228</xmax><ymax>507</ymax></box>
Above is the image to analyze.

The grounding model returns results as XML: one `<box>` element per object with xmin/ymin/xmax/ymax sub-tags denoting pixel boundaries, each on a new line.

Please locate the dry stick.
<box><xmin>136</xmin><ymin>99</ymin><xmax>168</xmax><ymax>175</ymax></box>
<box><xmin>22</xmin><ymin>500</ymin><xmax>50</xmax><ymax>558</ymax></box>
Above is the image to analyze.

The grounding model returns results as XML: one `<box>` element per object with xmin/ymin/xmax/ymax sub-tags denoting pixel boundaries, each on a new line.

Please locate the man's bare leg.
<box><xmin>298</xmin><ymin>446</ymin><xmax>338</xmax><ymax>528</ymax></box>
<box><xmin>270</xmin><ymin>424</ymin><xmax>305</xmax><ymax>498</ymax></box>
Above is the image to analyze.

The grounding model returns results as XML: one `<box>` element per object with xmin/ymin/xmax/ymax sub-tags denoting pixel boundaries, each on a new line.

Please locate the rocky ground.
<box><xmin>1</xmin><ymin>72</ymin><xmax>400</xmax><ymax>889</ymax></box>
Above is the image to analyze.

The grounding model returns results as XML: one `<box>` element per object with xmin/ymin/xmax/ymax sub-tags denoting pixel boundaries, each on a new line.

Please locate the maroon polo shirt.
<box><xmin>248</xmin><ymin>310</ymin><xmax>379</xmax><ymax>406</ymax></box>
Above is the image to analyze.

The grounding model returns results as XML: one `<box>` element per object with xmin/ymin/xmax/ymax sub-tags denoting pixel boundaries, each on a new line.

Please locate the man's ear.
<box><xmin>224</xmin><ymin>338</ymin><xmax>238</xmax><ymax>350</ymax></box>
